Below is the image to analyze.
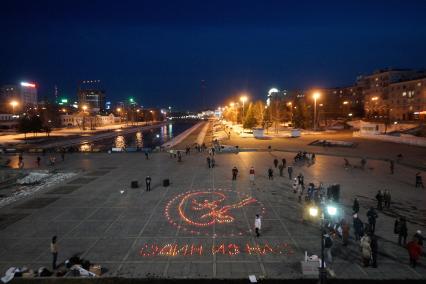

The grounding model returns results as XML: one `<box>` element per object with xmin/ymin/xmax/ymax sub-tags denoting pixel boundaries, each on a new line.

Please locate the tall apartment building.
<box><xmin>0</xmin><ymin>82</ymin><xmax>38</xmax><ymax>112</ymax></box>
<box><xmin>361</xmin><ymin>68</ymin><xmax>426</xmax><ymax>120</ymax></box>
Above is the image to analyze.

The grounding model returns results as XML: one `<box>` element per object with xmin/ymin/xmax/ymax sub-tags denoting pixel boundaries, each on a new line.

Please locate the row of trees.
<box><xmin>222</xmin><ymin>99</ymin><xmax>313</xmax><ymax>131</ymax></box>
<box><xmin>18</xmin><ymin>115</ymin><xmax>52</xmax><ymax>139</ymax></box>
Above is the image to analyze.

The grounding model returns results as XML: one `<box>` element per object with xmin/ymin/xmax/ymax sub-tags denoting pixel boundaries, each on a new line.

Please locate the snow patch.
<box><xmin>0</xmin><ymin>171</ymin><xmax>77</xmax><ymax>208</ymax></box>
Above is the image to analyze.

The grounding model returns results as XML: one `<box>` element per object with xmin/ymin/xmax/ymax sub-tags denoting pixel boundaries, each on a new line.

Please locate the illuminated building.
<box><xmin>0</xmin><ymin>82</ymin><xmax>38</xmax><ymax>112</ymax></box>
<box><xmin>77</xmin><ymin>80</ymin><xmax>105</xmax><ymax>113</ymax></box>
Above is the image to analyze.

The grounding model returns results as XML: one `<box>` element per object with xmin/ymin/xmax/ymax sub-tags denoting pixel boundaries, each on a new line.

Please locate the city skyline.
<box><xmin>1</xmin><ymin>0</ymin><xmax>426</xmax><ymax>110</ymax></box>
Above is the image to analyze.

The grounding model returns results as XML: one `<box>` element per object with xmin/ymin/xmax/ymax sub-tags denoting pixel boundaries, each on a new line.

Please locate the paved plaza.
<box><xmin>0</xmin><ymin>150</ymin><xmax>425</xmax><ymax>280</ymax></box>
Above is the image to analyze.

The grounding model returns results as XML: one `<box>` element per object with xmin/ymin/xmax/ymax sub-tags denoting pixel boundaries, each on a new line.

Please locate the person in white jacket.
<box><xmin>255</xmin><ymin>214</ymin><xmax>262</xmax><ymax>237</ymax></box>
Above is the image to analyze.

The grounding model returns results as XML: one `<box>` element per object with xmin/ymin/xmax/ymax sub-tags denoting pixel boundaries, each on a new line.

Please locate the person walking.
<box><xmin>61</xmin><ymin>151</ymin><xmax>65</xmax><ymax>162</ymax></box>
<box><xmin>211</xmin><ymin>157</ymin><xmax>215</xmax><ymax>168</ymax></box>
<box><xmin>407</xmin><ymin>238</ymin><xmax>422</xmax><ymax>268</ymax></box>
<box><xmin>375</xmin><ymin>190</ymin><xmax>384</xmax><ymax>210</ymax></box>
<box><xmin>415</xmin><ymin>172</ymin><xmax>424</xmax><ymax>188</ymax></box>
<box><xmin>360</xmin><ymin>234</ymin><xmax>371</xmax><ymax>267</ymax></box>
<box><xmin>144</xmin><ymin>150</ymin><xmax>149</xmax><ymax>160</ymax></box>
<box><xmin>367</xmin><ymin>207</ymin><xmax>378</xmax><ymax>233</ymax></box>
<box><xmin>268</xmin><ymin>168</ymin><xmax>273</xmax><ymax>180</ymax></box>
<box><xmin>145</xmin><ymin>176</ymin><xmax>152</xmax><ymax>192</ymax></box>
<box><xmin>177</xmin><ymin>151</ymin><xmax>182</xmax><ymax>162</ymax></box>
<box><xmin>278</xmin><ymin>163</ymin><xmax>284</xmax><ymax>177</ymax></box>
<box><xmin>249</xmin><ymin>166</ymin><xmax>255</xmax><ymax>185</ymax></box>
<box><xmin>370</xmin><ymin>234</ymin><xmax>378</xmax><ymax>268</ymax></box>
<box><xmin>287</xmin><ymin>166</ymin><xmax>293</xmax><ymax>179</ymax></box>
<box><xmin>282</xmin><ymin>158</ymin><xmax>286</xmax><ymax>168</ymax></box>
<box><xmin>51</xmin><ymin>236</ymin><xmax>58</xmax><ymax>270</ymax></box>
<box><xmin>383</xmin><ymin>190</ymin><xmax>391</xmax><ymax>209</ymax></box>
<box><xmin>232</xmin><ymin>167</ymin><xmax>238</xmax><ymax>180</ymax></box>
<box><xmin>206</xmin><ymin>156</ymin><xmax>211</xmax><ymax>168</ymax></box>
<box><xmin>254</xmin><ymin>214</ymin><xmax>261</xmax><ymax>237</ymax></box>
<box><xmin>36</xmin><ymin>156</ymin><xmax>41</xmax><ymax>167</ymax></box>
<box><xmin>353</xmin><ymin>198</ymin><xmax>360</xmax><ymax>214</ymax></box>
<box><xmin>390</xmin><ymin>160</ymin><xmax>394</xmax><ymax>174</ymax></box>
<box><xmin>397</xmin><ymin>217</ymin><xmax>408</xmax><ymax>246</ymax></box>
<box><xmin>273</xmin><ymin>158</ymin><xmax>278</xmax><ymax>168</ymax></box>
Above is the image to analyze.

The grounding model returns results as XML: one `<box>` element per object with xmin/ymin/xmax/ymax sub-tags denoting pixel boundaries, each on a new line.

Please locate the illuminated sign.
<box><xmin>165</xmin><ymin>189</ymin><xmax>266</xmax><ymax>237</ymax></box>
<box><xmin>20</xmin><ymin>82</ymin><xmax>36</xmax><ymax>88</ymax></box>
<box><xmin>139</xmin><ymin>242</ymin><xmax>294</xmax><ymax>257</ymax></box>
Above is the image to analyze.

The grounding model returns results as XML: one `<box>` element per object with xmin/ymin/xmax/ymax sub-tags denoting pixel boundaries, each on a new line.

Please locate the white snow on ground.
<box><xmin>0</xmin><ymin>171</ymin><xmax>77</xmax><ymax>208</ymax></box>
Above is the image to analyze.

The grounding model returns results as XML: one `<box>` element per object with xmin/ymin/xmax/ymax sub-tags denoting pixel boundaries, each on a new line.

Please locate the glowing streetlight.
<box><xmin>10</xmin><ymin>100</ymin><xmax>18</xmax><ymax>114</ymax></box>
<box><xmin>309</xmin><ymin>207</ymin><xmax>319</xmax><ymax>217</ymax></box>
<box><xmin>240</xmin><ymin>95</ymin><xmax>248</xmax><ymax>119</ymax></box>
<box><xmin>343</xmin><ymin>101</ymin><xmax>349</xmax><ymax>105</ymax></box>
<box><xmin>371</xmin><ymin>96</ymin><xmax>379</xmax><ymax>101</ymax></box>
<box><xmin>326</xmin><ymin>205</ymin><xmax>337</xmax><ymax>216</ymax></box>
<box><xmin>116</xmin><ymin>107</ymin><xmax>122</xmax><ymax>112</ymax></box>
<box><xmin>229</xmin><ymin>102</ymin><xmax>235</xmax><ymax>107</ymax></box>
<box><xmin>312</xmin><ymin>92</ymin><xmax>321</xmax><ymax>131</ymax></box>
<box><xmin>82</xmin><ymin>105</ymin><xmax>88</xmax><ymax>112</ymax></box>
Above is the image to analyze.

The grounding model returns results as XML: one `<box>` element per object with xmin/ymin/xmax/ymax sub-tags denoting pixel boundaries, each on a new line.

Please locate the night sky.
<box><xmin>1</xmin><ymin>0</ymin><xmax>426</xmax><ymax>110</ymax></box>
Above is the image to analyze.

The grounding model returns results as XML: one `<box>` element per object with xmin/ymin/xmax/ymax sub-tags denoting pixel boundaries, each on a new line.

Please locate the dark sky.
<box><xmin>1</xmin><ymin>0</ymin><xmax>426</xmax><ymax>110</ymax></box>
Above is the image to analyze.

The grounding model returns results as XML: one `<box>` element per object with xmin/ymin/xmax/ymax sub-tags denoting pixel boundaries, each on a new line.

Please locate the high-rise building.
<box><xmin>0</xmin><ymin>82</ymin><xmax>38</xmax><ymax>112</ymax></box>
<box><xmin>77</xmin><ymin>80</ymin><xmax>105</xmax><ymax>113</ymax></box>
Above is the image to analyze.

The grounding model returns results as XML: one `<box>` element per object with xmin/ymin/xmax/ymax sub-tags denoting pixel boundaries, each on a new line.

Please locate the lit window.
<box><xmin>402</xmin><ymin>92</ymin><xmax>407</xmax><ymax>96</ymax></box>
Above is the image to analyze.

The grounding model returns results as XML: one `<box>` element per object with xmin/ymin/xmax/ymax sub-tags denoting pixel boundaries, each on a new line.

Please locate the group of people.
<box><xmin>350</xmin><ymin>196</ymin><xmax>424</xmax><ymax>269</ymax></box>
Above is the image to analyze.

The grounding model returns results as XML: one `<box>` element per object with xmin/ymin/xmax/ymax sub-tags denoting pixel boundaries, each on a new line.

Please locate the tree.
<box><xmin>17</xmin><ymin>117</ymin><xmax>32</xmax><ymax>140</ymax></box>
<box><xmin>30</xmin><ymin>116</ymin><xmax>43</xmax><ymax>136</ymax></box>
<box><xmin>270</xmin><ymin>99</ymin><xmax>286</xmax><ymax>133</ymax></box>
<box><xmin>243</xmin><ymin>103</ymin><xmax>257</xmax><ymax>129</ymax></box>
<box><xmin>293</xmin><ymin>100</ymin><xmax>312</xmax><ymax>129</ymax></box>
<box><xmin>253</xmin><ymin>101</ymin><xmax>265</xmax><ymax>127</ymax></box>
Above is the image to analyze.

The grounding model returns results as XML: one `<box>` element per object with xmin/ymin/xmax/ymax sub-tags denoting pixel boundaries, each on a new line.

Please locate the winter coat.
<box><xmin>407</xmin><ymin>241</ymin><xmax>422</xmax><ymax>260</ymax></box>
<box><xmin>255</xmin><ymin>218</ymin><xmax>261</xmax><ymax>229</ymax></box>
<box><xmin>360</xmin><ymin>236</ymin><xmax>371</xmax><ymax>259</ymax></box>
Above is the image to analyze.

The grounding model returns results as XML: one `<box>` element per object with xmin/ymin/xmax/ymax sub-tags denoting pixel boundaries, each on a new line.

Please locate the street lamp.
<box><xmin>312</xmin><ymin>92</ymin><xmax>321</xmax><ymax>131</ymax></box>
<box><xmin>240</xmin><ymin>95</ymin><xmax>248</xmax><ymax>118</ymax></box>
<box><xmin>309</xmin><ymin>204</ymin><xmax>338</xmax><ymax>284</ymax></box>
<box><xmin>10</xmin><ymin>100</ymin><xmax>18</xmax><ymax>115</ymax></box>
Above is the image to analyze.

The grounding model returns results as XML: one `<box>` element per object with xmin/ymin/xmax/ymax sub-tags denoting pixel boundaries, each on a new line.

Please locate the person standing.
<box><xmin>360</xmin><ymin>234</ymin><xmax>371</xmax><ymax>267</ymax></box>
<box><xmin>353</xmin><ymin>198</ymin><xmax>360</xmax><ymax>214</ymax></box>
<box><xmin>254</xmin><ymin>214</ymin><xmax>261</xmax><ymax>237</ymax></box>
<box><xmin>366</xmin><ymin>207</ymin><xmax>378</xmax><ymax>233</ymax></box>
<box><xmin>370</xmin><ymin>234</ymin><xmax>378</xmax><ymax>268</ymax></box>
<box><xmin>36</xmin><ymin>156</ymin><xmax>41</xmax><ymax>167</ymax></box>
<box><xmin>375</xmin><ymin>190</ymin><xmax>384</xmax><ymax>210</ymax></box>
<box><xmin>61</xmin><ymin>151</ymin><xmax>65</xmax><ymax>162</ymax></box>
<box><xmin>232</xmin><ymin>167</ymin><xmax>238</xmax><ymax>180</ymax></box>
<box><xmin>415</xmin><ymin>172</ymin><xmax>424</xmax><ymax>188</ymax></box>
<box><xmin>145</xmin><ymin>176</ymin><xmax>152</xmax><ymax>192</ymax></box>
<box><xmin>273</xmin><ymin>158</ymin><xmax>278</xmax><ymax>168</ymax></box>
<box><xmin>249</xmin><ymin>166</ymin><xmax>255</xmax><ymax>185</ymax></box>
<box><xmin>353</xmin><ymin>214</ymin><xmax>364</xmax><ymax>241</ymax></box>
<box><xmin>323</xmin><ymin>231</ymin><xmax>333</xmax><ymax>265</ymax></box>
<box><xmin>397</xmin><ymin>217</ymin><xmax>408</xmax><ymax>246</ymax></box>
<box><xmin>390</xmin><ymin>160</ymin><xmax>394</xmax><ymax>174</ymax></box>
<box><xmin>144</xmin><ymin>150</ymin><xmax>149</xmax><ymax>160</ymax></box>
<box><xmin>384</xmin><ymin>190</ymin><xmax>391</xmax><ymax>209</ymax></box>
<box><xmin>268</xmin><ymin>168</ymin><xmax>273</xmax><ymax>180</ymax></box>
<box><xmin>341</xmin><ymin>220</ymin><xmax>350</xmax><ymax>246</ymax></box>
<box><xmin>287</xmin><ymin>166</ymin><xmax>293</xmax><ymax>180</ymax></box>
<box><xmin>51</xmin><ymin>236</ymin><xmax>58</xmax><ymax>270</ymax></box>
<box><xmin>211</xmin><ymin>157</ymin><xmax>215</xmax><ymax>168</ymax></box>
<box><xmin>281</xmin><ymin>158</ymin><xmax>286</xmax><ymax>169</ymax></box>
<box><xmin>206</xmin><ymin>156</ymin><xmax>211</xmax><ymax>168</ymax></box>
<box><xmin>278</xmin><ymin>163</ymin><xmax>284</xmax><ymax>177</ymax></box>
<box><xmin>407</xmin><ymin>238</ymin><xmax>422</xmax><ymax>268</ymax></box>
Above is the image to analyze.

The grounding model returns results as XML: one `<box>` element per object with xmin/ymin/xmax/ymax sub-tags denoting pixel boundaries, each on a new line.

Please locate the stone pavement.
<box><xmin>0</xmin><ymin>151</ymin><xmax>425</xmax><ymax>280</ymax></box>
